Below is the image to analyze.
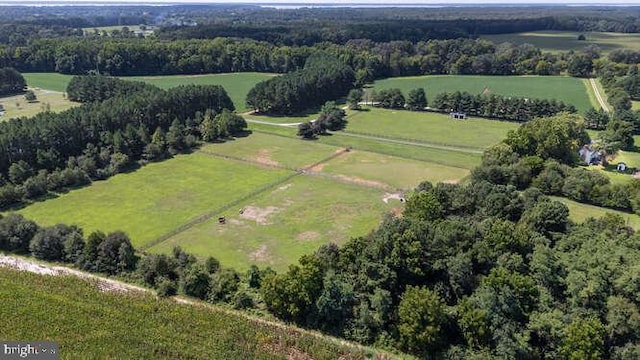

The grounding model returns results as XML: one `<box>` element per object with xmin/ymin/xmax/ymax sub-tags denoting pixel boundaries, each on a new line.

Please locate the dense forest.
<box><xmin>2</xmin><ymin>113</ymin><xmax>640</xmax><ymax>359</ymax></box>
<box><xmin>0</xmin><ymin>76</ymin><xmax>245</xmax><ymax>209</ymax></box>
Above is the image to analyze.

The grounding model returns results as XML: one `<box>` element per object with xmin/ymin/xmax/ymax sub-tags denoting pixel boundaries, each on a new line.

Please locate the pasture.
<box><xmin>371</xmin><ymin>75</ymin><xmax>594</xmax><ymax>112</ymax></box>
<box><xmin>0</xmin><ymin>268</ymin><xmax>374</xmax><ymax>359</ymax></box>
<box><xmin>148</xmin><ymin>175</ymin><xmax>398</xmax><ymax>272</ymax></box>
<box><xmin>482</xmin><ymin>31</ymin><xmax>640</xmax><ymax>54</ymax></box>
<box><xmin>18</xmin><ymin>153</ymin><xmax>291</xmax><ymax>248</ymax></box>
<box><xmin>344</xmin><ymin>107</ymin><xmax>518</xmax><ymax>150</ymax></box>
<box><xmin>0</xmin><ymin>88</ymin><xmax>77</xmax><ymax>120</ymax></box>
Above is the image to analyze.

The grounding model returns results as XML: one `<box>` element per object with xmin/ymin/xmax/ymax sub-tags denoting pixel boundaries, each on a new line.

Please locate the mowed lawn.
<box><xmin>345</xmin><ymin>108</ymin><xmax>518</xmax><ymax>150</ymax></box>
<box><xmin>18</xmin><ymin>153</ymin><xmax>291</xmax><ymax>248</ymax></box>
<box><xmin>0</xmin><ymin>89</ymin><xmax>77</xmax><ymax>120</ymax></box>
<box><xmin>126</xmin><ymin>73</ymin><xmax>276</xmax><ymax>112</ymax></box>
<box><xmin>482</xmin><ymin>31</ymin><xmax>640</xmax><ymax>54</ymax></box>
<box><xmin>148</xmin><ymin>176</ymin><xmax>397</xmax><ymax>272</ymax></box>
<box><xmin>371</xmin><ymin>75</ymin><xmax>593</xmax><ymax>112</ymax></box>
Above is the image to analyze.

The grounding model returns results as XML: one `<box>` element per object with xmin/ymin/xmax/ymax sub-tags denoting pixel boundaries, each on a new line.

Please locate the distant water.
<box><xmin>0</xmin><ymin>1</ymin><xmax>637</xmax><ymax>7</ymax></box>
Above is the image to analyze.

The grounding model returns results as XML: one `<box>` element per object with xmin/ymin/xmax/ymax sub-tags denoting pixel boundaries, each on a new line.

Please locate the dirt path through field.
<box><xmin>0</xmin><ymin>254</ymin><xmax>147</xmax><ymax>294</ymax></box>
<box><xmin>590</xmin><ymin>78</ymin><xmax>610</xmax><ymax>112</ymax></box>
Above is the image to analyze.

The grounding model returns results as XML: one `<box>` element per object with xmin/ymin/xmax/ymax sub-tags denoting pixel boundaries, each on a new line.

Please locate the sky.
<box><xmin>1</xmin><ymin>0</ymin><xmax>640</xmax><ymax>4</ymax></box>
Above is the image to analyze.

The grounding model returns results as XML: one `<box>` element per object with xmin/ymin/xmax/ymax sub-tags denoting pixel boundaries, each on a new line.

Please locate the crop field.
<box><xmin>0</xmin><ymin>268</ymin><xmax>374</xmax><ymax>359</ymax></box>
<box><xmin>0</xmin><ymin>89</ymin><xmax>77</xmax><ymax>120</ymax></box>
<box><xmin>148</xmin><ymin>175</ymin><xmax>398</xmax><ymax>272</ymax></box>
<box><xmin>482</xmin><ymin>31</ymin><xmax>640</xmax><ymax>54</ymax></box>
<box><xmin>18</xmin><ymin>153</ymin><xmax>291</xmax><ymax>248</ymax></box>
<box><xmin>371</xmin><ymin>75</ymin><xmax>594</xmax><ymax>112</ymax></box>
<box><xmin>345</xmin><ymin>108</ymin><xmax>518</xmax><ymax>150</ymax></box>
<box><xmin>127</xmin><ymin>73</ymin><xmax>276</xmax><ymax>112</ymax></box>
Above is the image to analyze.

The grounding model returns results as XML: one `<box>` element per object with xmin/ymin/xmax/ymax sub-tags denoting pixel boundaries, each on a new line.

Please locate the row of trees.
<box><xmin>246</xmin><ymin>54</ymin><xmax>354</xmax><ymax>115</ymax></box>
<box><xmin>0</xmin><ymin>76</ymin><xmax>243</xmax><ymax>209</ymax></box>
<box><xmin>0</xmin><ymin>67</ymin><xmax>25</xmax><ymax>96</ymax></box>
<box><xmin>431</xmin><ymin>91</ymin><xmax>576</xmax><ymax>122</ymax></box>
<box><xmin>0</xmin><ymin>212</ymin><xmax>257</xmax><ymax>309</ymax></box>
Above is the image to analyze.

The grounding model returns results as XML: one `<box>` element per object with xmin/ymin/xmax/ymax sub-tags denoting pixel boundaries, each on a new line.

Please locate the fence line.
<box><xmin>139</xmin><ymin>172</ymin><xmax>301</xmax><ymax>251</ymax></box>
<box><xmin>197</xmin><ymin>149</ymin><xmax>297</xmax><ymax>171</ymax></box>
<box><xmin>339</xmin><ymin>130</ymin><xmax>484</xmax><ymax>151</ymax></box>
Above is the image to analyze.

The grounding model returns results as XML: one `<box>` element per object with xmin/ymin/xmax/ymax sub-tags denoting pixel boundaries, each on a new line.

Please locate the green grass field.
<box><xmin>345</xmin><ymin>108</ymin><xmax>518</xmax><ymax>150</ymax></box>
<box><xmin>200</xmin><ymin>132</ymin><xmax>339</xmax><ymax>170</ymax></box>
<box><xmin>23</xmin><ymin>73</ymin><xmax>73</xmax><ymax>93</ymax></box>
<box><xmin>0</xmin><ymin>89</ymin><xmax>77</xmax><ymax>120</ymax></box>
<box><xmin>552</xmin><ymin>196</ymin><xmax>640</xmax><ymax>230</ymax></box>
<box><xmin>482</xmin><ymin>31</ymin><xmax>640</xmax><ymax>54</ymax></box>
<box><xmin>371</xmin><ymin>75</ymin><xmax>593</xmax><ymax>112</ymax></box>
<box><xmin>18</xmin><ymin>153</ymin><xmax>290</xmax><ymax>248</ymax></box>
<box><xmin>0</xmin><ymin>268</ymin><xmax>375</xmax><ymax>359</ymax></box>
<box><xmin>319</xmin><ymin>149</ymin><xmax>469</xmax><ymax>189</ymax></box>
<box><xmin>148</xmin><ymin>175</ymin><xmax>398</xmax><ymax>272</ymax></box>
<box><xmin>127</xmin><ymin>73</ymin><xmax>276</xmax><ymax>112</ymax></box>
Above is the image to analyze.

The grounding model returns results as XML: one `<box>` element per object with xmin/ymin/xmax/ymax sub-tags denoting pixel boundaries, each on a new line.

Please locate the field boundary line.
<box><xmin>335</xmin><ymin>130</ymin><xmax>484</xmax><ymax>154</ymax></box>
<box><xmin>250</xmin><ymin>129</ymin><xmax>476</xmax><ymax>170</ymax></box>
<box><xmin>197</xmin><ymin>149</ymin><xmax>298</xmax><ymax>171</ymax></box>
<box><xmin>139</xmin><ymin>172</ymin><xmax>301</xmax><ymax>251</ymax></box>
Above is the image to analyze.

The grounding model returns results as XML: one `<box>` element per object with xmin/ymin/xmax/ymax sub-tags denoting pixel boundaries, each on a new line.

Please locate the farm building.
<box><xmin>450</xmin><ymin>112</ymin><xmax>466</xmax><ymax>120</ymax></box>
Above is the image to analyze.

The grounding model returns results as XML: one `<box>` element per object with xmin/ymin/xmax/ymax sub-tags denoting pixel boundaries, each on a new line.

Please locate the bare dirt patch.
<box><xmin>277</xmin><ymin>183</ymin><xmax>292</xmax><ymax>191</ymax></box>
<box><xmin>249</xmin><ymin>245</ymin><xmax>272</xmax><ymax>262</ymax></box>
<box><xmin>0</xmin><ymin>254</ymin><xmax>147</xmax><ymax>294</ymax></box>
<box><xmin>382</xmin><ymin>192</ymin><xmax>405</xmax><ymax>203</ymax></box>
<box><xmin>296</xmin><ymin>231</ymin><xmax>321</xmax><ymax>242</ymax></box>
<box><xmin>253</xmin><ymin>149</ymin><xmax>280</xmax><ymax>167</ymax></box>
<box><xmin>240</xmin><ymin>205</ymin><xmax>281</xmax><ymax>225</ymax></box>
<box><xmin>304</xmin><ymin>148</ymin><xmax>350</xmax><ymax>172</ymax></box>
<box><xmin>333</xmin><ymin>174</ymin><xmax>392</xmax><ymax>190</ymax></box>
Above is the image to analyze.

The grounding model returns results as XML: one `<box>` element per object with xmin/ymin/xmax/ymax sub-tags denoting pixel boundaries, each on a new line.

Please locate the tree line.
<box><xmin>0</xmin><ymin>36</ymin><xmax>601</xmax><ymax>80</ymax></box>
<box><xmin>368</xmin><ymin>87</ymin><xmax>576</xmax><ymax>122</ymax></box>
<box><xmin>246</xmin><ymin>53</ymin><xmax>354</xmax><ymax>115</ymax></box>
<box><xmin>0</xmin><ymin>75</ymin><xmax>245</xmax><ymax>209</ymax></box>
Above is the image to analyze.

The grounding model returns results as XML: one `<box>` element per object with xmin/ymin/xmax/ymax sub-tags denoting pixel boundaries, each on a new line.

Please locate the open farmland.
<box><xmin>22</xmin><ymin>72</ymin><xmax>275</xmax><ymax>112</ymax></box>
<box><xmin>482</xmin><ymin>31</ymin><xmax>640</xmax><ymax>54</ymax></box>
<box><xmin>344</xmin><ymin>107</ymin><xmax>518</xmax><ymax>150</ymax></box>
<box><xmin>148</xmin><ymin>175</ymin><xmax>398</xmax><ymax>272</ymax></box>
<box><xmin>371</xmin><ymin>75</ymin><xmax>594</xmax><ymax>112</ymax></box>
<box><xmin>0</xmin><ymin>267</ymin><xmax>376</xmax><ymax>360</ymax></box>
<box><xmin>18</xmin><ymin>153</ymin><xmax>291</xmax><ymax>248</ymax></box>
<box><xmin>23</xmin><ymin>73</ymin><xmax>73</xmax><ymax>93</ymax></box>
<box><xmin>126</xmin><ymin>73</ymin><xmax>276</xmax><ymax>112</ymax></box>
<box><xmin>552</xmin><ymin>196</ymin><xmax>640</xmax><ymax>230</ymax></box>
